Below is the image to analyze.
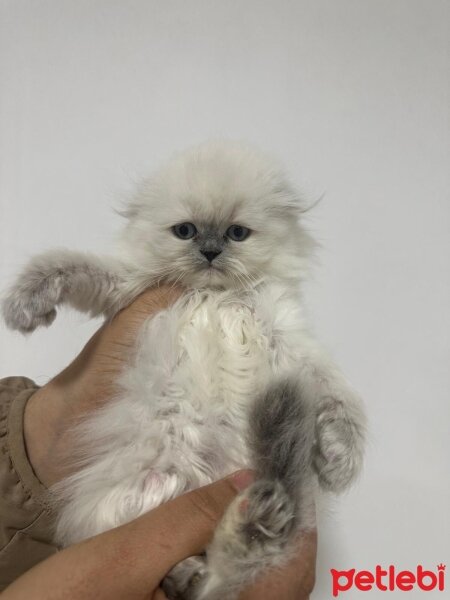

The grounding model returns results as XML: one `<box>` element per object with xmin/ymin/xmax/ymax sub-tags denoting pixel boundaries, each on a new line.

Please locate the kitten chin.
<box><xmin>163</xmin><ymin>264</ymin><xmax>254</xmax><ymax>292</ymax></box>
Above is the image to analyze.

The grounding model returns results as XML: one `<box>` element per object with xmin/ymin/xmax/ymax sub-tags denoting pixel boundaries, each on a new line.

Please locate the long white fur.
<box><xmin>54</xmin><ymin>284</ymin><xmax>318</xmax><ymax>543</ymax></box>
<box><xmin>2</xmin><ymin>141</ymin><xmax>366</xmax><ymax>598</ymax></box>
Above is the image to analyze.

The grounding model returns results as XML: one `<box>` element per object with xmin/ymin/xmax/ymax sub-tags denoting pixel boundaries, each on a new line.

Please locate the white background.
<box><xmin>1</xmin><ymin>1</ymin><xmax>449</xmax><ymax>598</ymax></box>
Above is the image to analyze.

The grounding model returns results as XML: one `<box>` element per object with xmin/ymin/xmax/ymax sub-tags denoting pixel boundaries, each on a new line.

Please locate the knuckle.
<box><xmin>187</xmin><ymin>487</ymin><xmax>224</xmax><ymax>526</ymax></box>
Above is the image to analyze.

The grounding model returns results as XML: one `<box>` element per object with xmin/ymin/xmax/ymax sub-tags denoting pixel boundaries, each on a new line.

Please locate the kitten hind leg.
<box><xmin>198</xmin><ymin>379</ymin><xmax>316</xmax><ymax>600</ymax></box>
<box><xmin>313</xmin><ymin>394</ymin><xmax>365</xmax><ymax>492</ymax></box>
<box><xmin>163</xmin><ymin>555</ymin><xmax>208</xmax><ymax>600</ymax></box>
<box><xmin>293</xmin><ymin>352</ymin><xmax>366</xmax><ymax>493</ymax></box>
<box><xmin>198</xmin><ymin>479</ymin><xmax>297</xmax><ymax>600</ymax></box>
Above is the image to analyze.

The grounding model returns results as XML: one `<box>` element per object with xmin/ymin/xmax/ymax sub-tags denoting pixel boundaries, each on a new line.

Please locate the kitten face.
<box><xmin>120</xmin><ymin>141</ymin><xmax>313</xmax><ymax>289</ymax></box>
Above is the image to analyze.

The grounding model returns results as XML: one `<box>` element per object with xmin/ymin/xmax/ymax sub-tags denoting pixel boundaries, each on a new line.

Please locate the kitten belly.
<box><xmin>55</xmin><ymin>289</ymin><xmax>283</xmax><ymax>545</ymax></box>
<box><xmin>122</xmin><ymin>290</ymin><xmax>273</xmax><ymax>496</ymax></box>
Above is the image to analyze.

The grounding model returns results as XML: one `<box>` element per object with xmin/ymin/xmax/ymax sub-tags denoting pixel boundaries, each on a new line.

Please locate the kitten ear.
<box><xmin>269</xmin><ymin>182</ymin><xmax>324</xmax><ymax>217</ymax></box>
<box><xmin>115</xmin><ymin>200</ymin><xmax>143</xmax><ymax>219</ymax></box>
<box><xmin>267</xmin><ymin>182</ymin><xmax>304</xmax><ymax>217</ymax></box>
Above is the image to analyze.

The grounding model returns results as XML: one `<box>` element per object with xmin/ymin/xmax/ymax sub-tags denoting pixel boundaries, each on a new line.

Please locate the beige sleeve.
<box><xmin>0</xmin><ymin>377</ymin><xmax>58</xmax><ymax>591</ymax></box>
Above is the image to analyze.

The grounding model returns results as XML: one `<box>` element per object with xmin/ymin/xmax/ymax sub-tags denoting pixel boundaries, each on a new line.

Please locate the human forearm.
<box><xmin>2</xmin><ymin>473</ymin><xmax>249</xmax><ymax>600</ymax></box>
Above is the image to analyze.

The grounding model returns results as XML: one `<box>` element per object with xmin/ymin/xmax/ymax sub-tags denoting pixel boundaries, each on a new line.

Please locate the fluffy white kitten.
<box><xmin>2</xmin><ymin>141</ymin><xmax>365</xmax><ymax>599</ymax></box>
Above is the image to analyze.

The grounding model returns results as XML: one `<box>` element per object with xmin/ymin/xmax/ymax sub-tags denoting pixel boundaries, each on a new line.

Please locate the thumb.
<box><xmin>0</xmin><ymin>471</ymin><xmax>254</xmax><ymax>600</ymax></box>
<box><xmin>122</xmin><ymin>470</ymin><xmax>254</xmax><ymax>586</ymax></box>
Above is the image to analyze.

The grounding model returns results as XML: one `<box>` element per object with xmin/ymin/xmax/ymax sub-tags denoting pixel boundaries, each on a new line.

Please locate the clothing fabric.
<box><xmin>0</xmin><ymin>377</ymin><xmax>58</xmax><ymax>591</ymax></box>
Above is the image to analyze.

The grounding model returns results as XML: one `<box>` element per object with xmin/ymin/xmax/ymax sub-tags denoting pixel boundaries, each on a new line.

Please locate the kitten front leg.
<box><xmin>198</xmin><ymin>381</ymin><xmax>316</xmax><ymax>600</ymax></box>
<box><xmin>2</xmin><ymin>249</ymin><xmax>127</xmax><ymax>333</ymax></box>
<box><xmin>263</xmin><ymin>287</ymin><xmax>366</xmax><ymax>494</ymax></box>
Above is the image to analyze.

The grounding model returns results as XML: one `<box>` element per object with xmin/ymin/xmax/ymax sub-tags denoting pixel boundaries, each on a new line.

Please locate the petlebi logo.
<box><xmin>331</xmin><ymin>564</ymin><xmax>446</xmax><ymax>596</ymax></box>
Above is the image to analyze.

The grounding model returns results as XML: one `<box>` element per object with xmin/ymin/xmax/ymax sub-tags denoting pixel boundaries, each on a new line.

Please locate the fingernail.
<box><xmin>228</xmin><ymin>470</ymin><xmax>254</xmax><ymax>492</ymax></box>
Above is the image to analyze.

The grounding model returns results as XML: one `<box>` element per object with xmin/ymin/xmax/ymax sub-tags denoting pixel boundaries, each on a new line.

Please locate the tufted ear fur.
<box><xmin>265</xmin><ymin>183</ymin><xmax>303</xmax><ymax>217</ymax></box>
<box><xmin>112</xmin><ymin>140</ymin><xmax>317</xmax><ymax>289</ymax></box>
<box><xmin>115</xmin><ymin>200</ymin><xmax>142</xmax><ymax>220</ymax></box>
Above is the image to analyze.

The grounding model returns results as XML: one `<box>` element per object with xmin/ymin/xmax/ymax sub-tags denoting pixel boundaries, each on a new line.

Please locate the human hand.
<box><xmin>3</xmin><ymin>471</ymin><xmax>316</xmax><ymax>600</ymax></box>
<box><xmin>21</xmin><ymin>284</ymin><xmax>316</xmax><ymax>598</ymax></box>
<box><xmin>238</xmin><ymin>529</ymin><xmax>316</xmax><ymax>600</ymax></box>
<box><xmin>24</xmin><ymin>284</ymin><xmax>182</xmax><ymax>486</ymax></box>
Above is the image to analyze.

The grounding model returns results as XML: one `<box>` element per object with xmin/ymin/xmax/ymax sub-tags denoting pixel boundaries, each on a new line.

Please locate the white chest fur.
<box><xmin>55</xmin><ymin>287</ymin><xmax>303</xmax><ymax>544</ymax></box>
<box><xmin>121</xmin><ymin>289</ymin><xmax>275</xmax><ymax>484</ymax></box>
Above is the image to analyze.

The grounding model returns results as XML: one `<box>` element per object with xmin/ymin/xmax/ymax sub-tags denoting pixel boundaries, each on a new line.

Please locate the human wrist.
<box><xmin>23</xmin><ymin>383</ymin><xmax>72</xmax><ymax>486</ymax></box>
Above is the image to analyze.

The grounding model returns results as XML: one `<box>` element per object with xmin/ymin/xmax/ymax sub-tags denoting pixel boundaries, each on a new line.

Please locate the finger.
<box><xmin>1</xmin><ymin>473</ymin><xmax>252</xmax><ymax>600</ymax></box>
<box><xmin>127</xmin><ymin>285</ymin><xmax>184</xmax><ymax>317</ymax></box>
<box><xmin>55</xmin><ymin>285</ymin><xmax>183</xmax><ymax>405</ymax></box>
<box><xmin>117</xmin><ymin>470</ymin><xmax>254</xmax><ymax>587</ymax></box>
<box><xmin>113</xmin><ymin>285</ymin><xmax>184</xmax><ymax>337</ymax></box>
<box><xmin>238</xmin><ymin>530</ymin><xmax>317</xmax><ymax>600</ymax></box>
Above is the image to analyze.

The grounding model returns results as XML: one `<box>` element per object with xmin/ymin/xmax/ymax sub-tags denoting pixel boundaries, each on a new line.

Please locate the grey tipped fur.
<box><xmin>190</xmin><ymin>380</ymin><xmax>317</xmax><ymax>600</ymax></box>
<box><xmin>1</xmin><ymin>250</ymin><xmax>128</xmax><ymax>333</ymax></box>
<box><xmin>250</xmin><ymin>378</ymin><xmax>316</xmax><ymax>503</ymax></box>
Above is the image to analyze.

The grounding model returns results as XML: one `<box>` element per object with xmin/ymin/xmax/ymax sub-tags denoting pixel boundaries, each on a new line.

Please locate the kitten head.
<box><xmin>120</xmin><ymin>141</ymin><xmax>314</xmax><ymax>290</ymax></box>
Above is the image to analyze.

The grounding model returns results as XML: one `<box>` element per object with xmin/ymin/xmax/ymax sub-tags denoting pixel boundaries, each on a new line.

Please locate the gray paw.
<box><xmin>2</xmin><ymin>275</ymin><xmax>63</xmax><ymax>333</ymax></box>
<box><xmin>198</xmin><ymin>480</ymin><xmax>296</xmax><ymax>600</ymax></box>
<box><xmin>163</xmin><ymin>555</ymin><xmax>207</xmax><ymax>600</ymax></box>
<box><xmin>218</xmin><ymin>479</ymin><xmax>296</xmax><ymax>563</ymax></box>
<box><xmin>239</xmin><ymin>480</ymin><xmax>296</xmax><ymax>552</ymax></box>
<box><xmin>313</xmin><ymin>399</ymin><xmax>364</xmax><ymax>492</ymax></box>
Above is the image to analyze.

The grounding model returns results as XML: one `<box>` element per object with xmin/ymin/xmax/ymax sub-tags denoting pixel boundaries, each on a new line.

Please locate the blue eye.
<box><xmin>226</xmin><ymin>224</ymin><xmax>250</xmax><ymax>241</ymax></box>
<box><xmin>173</xmin><ymin>222</ymin><xmax>197</xmax><ymax>240</ymax></box>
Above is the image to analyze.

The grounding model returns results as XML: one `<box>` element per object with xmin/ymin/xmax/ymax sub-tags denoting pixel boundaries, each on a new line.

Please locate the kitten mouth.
<box><xmin>195</xmin><ymin>263</ymin><xmax>225</xmax><ymax>281</ymax></box>
<box><xmin>204</xmin><ymin>263</ymin><xmax>221</xmax><ymax>272</ymax></box>
<box><xmin>201</xmin><ymin>264</ymin><xmax>226</xmax><ymax>280</ymax></box>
